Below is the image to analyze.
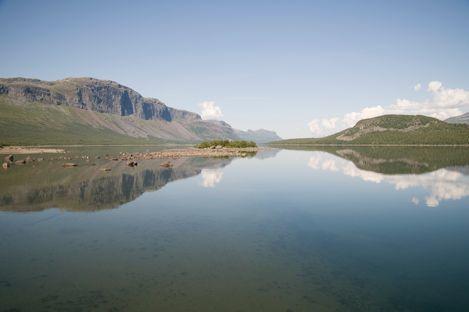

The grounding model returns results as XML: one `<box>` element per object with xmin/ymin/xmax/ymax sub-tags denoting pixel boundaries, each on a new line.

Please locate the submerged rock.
<box><xmin>3</xmin><ymin>155</ymin><xmax>14</xmax><ymax>163</ymax></box>
<box><xmin>160</xmin><ymin>161</ymin><xmax>173</xmax><ymax>168</ymax></box>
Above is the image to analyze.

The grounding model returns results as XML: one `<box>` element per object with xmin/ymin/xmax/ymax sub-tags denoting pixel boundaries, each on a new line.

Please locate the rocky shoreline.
<box><xmin>2</xmin><ymin>147</ymin><xmax>261</xmax><ymax>170</ymax></box>
<box><xmin>115</xmin><ymin>147</ymin><xmax>259</xmax><ymax>160</ymax></box>
<box><xmin>0</xmin><ymin>146</ymin><xmax>65</xmax><ymax>154</ymax></box>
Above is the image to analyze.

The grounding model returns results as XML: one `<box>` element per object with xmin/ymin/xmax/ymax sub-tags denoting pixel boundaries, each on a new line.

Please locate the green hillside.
<box><xmin>0</xmin><ymin>97</ymin><xmax>168</xmax><ymax>146</ymax></box>
<box><xmin>271</xmin><ymin>115</ymin><xmax>469</xmax><ymax>146</ymax></box>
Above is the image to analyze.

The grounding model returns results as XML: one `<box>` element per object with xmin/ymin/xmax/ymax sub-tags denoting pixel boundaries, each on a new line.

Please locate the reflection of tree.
<box><xmin>0</xmin><ymin>157</ymin><xmax>232</xmax><ymax>212</ymax></box>
<box><xmin>308</xmin><ymin>152</ymin><xmax>469</xmax><ymax>207</ymax></box>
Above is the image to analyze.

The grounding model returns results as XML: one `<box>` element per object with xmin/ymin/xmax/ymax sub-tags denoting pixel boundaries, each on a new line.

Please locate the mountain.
<box><xmin>271</xmin><ymin>115</ymin><xmax>469</xmax><ymax>145</ymax></box>
<box><xmin>0</xmin><ymin>77</ymin><xmax>279</xmax><ymax>145</ymax></box>
<box><xmin>235</xmin><ymin>128</ymin><xmax>281</xmax><ymax>143</ymax></box>
<box><xmin>445</xmin><ymin>112</ymin><xmax>469</xmax><ymax>125</ymax></box>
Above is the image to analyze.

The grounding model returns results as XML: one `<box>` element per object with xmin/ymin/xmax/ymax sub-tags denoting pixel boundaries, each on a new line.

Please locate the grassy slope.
<box><xmin>272</xmin><ymin>115</ymin><xmax>469</xmax><ymax>145</ymax></box>
<box><xmin>0</xmin><ymin>97</ymin><xmax>169</xmax><ymax>145</ymax></box>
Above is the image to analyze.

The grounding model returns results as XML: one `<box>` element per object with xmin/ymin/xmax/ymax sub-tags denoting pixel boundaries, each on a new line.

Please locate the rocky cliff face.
<box><xmin>0</xmin><ymin>77</ymin><xmax>280</xmax><ymax>143</ymax></box>
<box><xmin>0</xmin><ymin>77</ymin><xmax>201</xmax><ymax>122</ymax></box>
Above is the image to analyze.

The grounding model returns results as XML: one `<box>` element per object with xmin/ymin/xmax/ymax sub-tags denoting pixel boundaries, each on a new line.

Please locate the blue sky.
<box><xmin>1</xmin><ymin>0</ymin><xmax>469</xmax><ymax>138</ymax></box>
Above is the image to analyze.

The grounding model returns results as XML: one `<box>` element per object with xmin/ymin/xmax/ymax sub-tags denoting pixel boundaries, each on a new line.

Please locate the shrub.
<box><xmin>196</xmin><ymin>140</ymin><xmax>257</xmax><ymax>148</ymax></box>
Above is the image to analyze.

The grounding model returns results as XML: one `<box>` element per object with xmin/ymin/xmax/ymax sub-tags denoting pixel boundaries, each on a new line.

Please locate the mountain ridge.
<box><xmin>445</xmin><ymin>112</ymin><xmax>469</xmax><ymax>125</ymax></box>
<box><xmin>0</xmin><ymin>77</ymin><xmax>280</xmax><ymax>144</ymax></box>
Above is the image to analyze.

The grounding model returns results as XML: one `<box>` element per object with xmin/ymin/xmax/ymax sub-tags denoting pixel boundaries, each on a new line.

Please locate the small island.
<box><xmin>196</xmin><ymin>139</ymin><xmax>257</xmax><ymax>149</ymax></box>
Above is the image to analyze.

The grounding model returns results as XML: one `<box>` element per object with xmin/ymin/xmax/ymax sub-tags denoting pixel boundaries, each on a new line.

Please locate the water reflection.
<box><xmin>200</xmin><ymin>168</ymin><xmax>224</xmax><ymax>188</ymax></box>
<box><xmin>0</xmin><ymin>157</ymin><xmax>233</xmax><ymax>212</ymax></box>
<box><xmin>307</xmin><ymin>148</ymin><xmax>469</xmax><ymax>207</ymax></box>
<box><xmin>1</xmin><ymin>146</ymin><xmax>469</xmax><ymax>311</ymax></box>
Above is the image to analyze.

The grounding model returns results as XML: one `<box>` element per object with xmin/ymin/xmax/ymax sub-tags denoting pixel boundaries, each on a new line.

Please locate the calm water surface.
<box><xmin>1</xmin><ymin>147</ymin><xmax>468</xmax><ymax>311</ymax></box>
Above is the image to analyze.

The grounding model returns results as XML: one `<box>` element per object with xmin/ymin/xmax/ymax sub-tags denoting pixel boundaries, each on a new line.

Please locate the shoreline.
<box><xmin>0</xmin><ymin>146</ymin><xmax>66</xmax><ymax>154</ymax></box>
<box><xmin>112</xmin><ymin>147</ymin><xmax>261</xmax><ymax>160</ymax></box>
<box><xmin>1</xmin><ymin>147</ymin><xmax>262</xmax><ymax>167</ymax></box>
<box><xmin>269</xmin><ymin>143</ymin><xmax>469</xmax><ymax>147</ymax></box>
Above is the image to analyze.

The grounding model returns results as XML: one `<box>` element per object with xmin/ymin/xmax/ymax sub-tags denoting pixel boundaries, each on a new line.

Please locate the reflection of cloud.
<box><xmin>308</xmin><ymin>153</ymin><xmax>469</xmax><ymax>207</ymax></box>
<box><xmin>426</xmin><ymin>196</ymin><xmax>439</xmax><ymax>207</ymax></box>
<box><xmin>308</xmin><ymin>156</ymin><xmax>320</xmax><ymax>169</ymax></box>
<box><xmin>201</xmin><ymin>168</ymin><xmax>223</xmax><ymax>188</ymax></box>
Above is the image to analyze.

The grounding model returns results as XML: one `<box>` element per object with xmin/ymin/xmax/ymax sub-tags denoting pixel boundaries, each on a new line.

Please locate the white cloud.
<box><xmin>321</xmin><ymin>117</ymin><xmax>339</xmax><ymax>129</ymax></box>
<box><xmin>199</xmin><ymin>101</ymin><xmax>223</xmax><ymax>120</ymax></box>
<box><xmin>428</xmin><ymin>81</ymin><xmax>442</xmax><ymax>92</ymax></box>
<box><xmin>201</xmin><ymin>168</ymin><xmax>223</xmax><ymax>188</ymax></box>
<box><xmin>343</xmin><ymin>105</ymin><xmax>386</xmax><ymax>127</ymax></box>
<box><xmin>308</xmin><ymin>119</ymin><xmax>321</xmax><ymax>136</ymax></box>
<box><xmin>308</xmin><ymin>117</ymin><xmax>343</xmax><ymax>136</ymax></box>
<box><xmin>414</xmin><ymin>83</ymin><xmax>421</xmax><ymax>91</ymax></box>
<box><xmin>307</xmin><ymin>81</ymin><xmax>469</xmax><ymax>136</ymax></box>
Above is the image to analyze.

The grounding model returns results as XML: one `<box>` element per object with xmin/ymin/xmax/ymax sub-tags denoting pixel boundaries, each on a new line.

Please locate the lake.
<box><xmin>1</xmin><ymin>146</ymin><xmax>468</xmax><ymax>311</ymax></box>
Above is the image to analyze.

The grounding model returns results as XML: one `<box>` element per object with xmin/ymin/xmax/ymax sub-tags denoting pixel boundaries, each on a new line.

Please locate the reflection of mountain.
<box><xmin>287</xmin><ymin>146</ymin><xmax>469</xmax><ymax>174</ymax></box>
<box><xmin>0</xmin><ymin>157</ymin><xmax>232</xmax><ymax>212</ymax></box>
<box><xmin>254</xmin><ymin>148</ymin><xmax>280</xmax><ymax>159</ymax></box>
<box><xmin>307</xmin><ymin>148</ymin><xmax>469</xmax><ymax>207</ymax></box>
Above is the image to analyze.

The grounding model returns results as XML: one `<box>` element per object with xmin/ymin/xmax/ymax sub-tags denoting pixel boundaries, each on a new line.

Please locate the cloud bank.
<box><xmin>199</xmin><ymin>101</ymin><xmax>223</xmax><ymax>120</ymax></box>
<box><xmin>308</xmin><ymin>81</ymin><xmax>469</xmax><ymax>136</ymax></box>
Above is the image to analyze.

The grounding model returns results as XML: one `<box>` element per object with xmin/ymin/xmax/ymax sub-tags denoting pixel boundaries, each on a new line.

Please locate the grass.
<box><xmin>0</xmin><ymin>96</ymin><xmax>171</xmax><ymax>146</ymax></box>
<box><xmin>196</xmin><ymin>140</ymin><xmax>257</xmax><ymax>148</ymax></box>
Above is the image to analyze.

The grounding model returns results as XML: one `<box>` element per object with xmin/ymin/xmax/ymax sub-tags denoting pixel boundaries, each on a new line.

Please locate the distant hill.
<box><xmin>271</xmin><ymin>115</ymin><xmax>469</xmax><ymax>145</ymax></box>
<box><xmin>235</xmin><ymin>128</ymin><xmax>281</xmax><ymax>143</ymax></box>
<box><xmin>446</xmin><ymin>112</ymin><xmax>469</xmax><ymax>125</ymax></box>
<box><xmin>0</xmin><ymin>77</ymin><xmax>279</xmax><ymax>145</ymax></box>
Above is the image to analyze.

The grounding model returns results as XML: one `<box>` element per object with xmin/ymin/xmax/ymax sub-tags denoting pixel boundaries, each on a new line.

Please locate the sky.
<box><xmin>1</xmin><ymin>0</ymin><xmax>469</xmax><ymax>138</ymax></box>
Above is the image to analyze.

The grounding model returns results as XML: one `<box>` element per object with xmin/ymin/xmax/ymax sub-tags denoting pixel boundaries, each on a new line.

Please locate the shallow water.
<box><xmin>1</xmin><ymin>147</ymin><xmax>468</xmax><ymax>311</ymax></box>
